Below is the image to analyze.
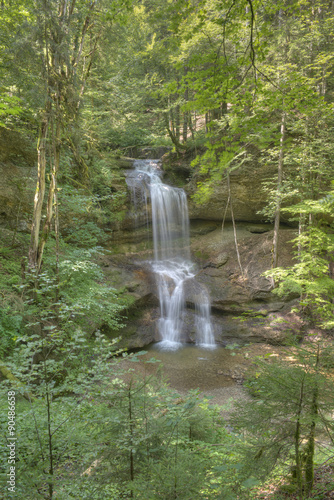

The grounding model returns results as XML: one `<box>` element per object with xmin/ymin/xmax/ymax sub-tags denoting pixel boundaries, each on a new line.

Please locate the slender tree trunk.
<box><xmin>182</xmin><ymin>78</ymin><xmax>188</xmax><ymax>142</ymax></box>
<box><xmin>168</xmin><ymin>95</ymin><xmax>173</xmax><ymax>133</ymax></box>
<box><xmin>76</xmin><ymin>27</ymin><xmax>101</xmax><ymax>112</ymax></box>
<box><xmin>37</xmin><ymin>109</ymin><xmax>61</xmax><ymax>273</ymax></box>
<box><xmin>44</xmin><ymin>350</ymin><xmax>54</xmax><ymax>500</ymax></box>
<box><xmin>227</xmin><ymin>173</ymin><xmax>244</xmax><ymax>277</ymax></box>
<box><xmin>188</xmin><ymin>113</ymin><xmax>195</xmax><ymax>141</ymax></box>
<box><xmin>128</xmin><ymin>382</ymin><xmax>134</xmax><ymax>498</ymax></box>
<box><xmin>298</xmin><ymin>212</ymin><xmax>306</xmax><ymax>260</ymax></box>
<box><xmin>46</xmin><ymin>388</ymin><xmax>53</xmax><ymax>500</ymax></box>
<box><xmin>54</xmin><ymin>175</ymin><xmax>60</xmax><ymax>302</ymax></box>
<box><xmin>175</xmin><ymin>102</ymin><xmax>180</xmax><ymax>143</ymax></box>
<box><xmin>28</xmin><ymin>114</ymin><xmax>49</xmax><ymax>271</ymax></box>
<box><xmin>164</xmin><ymin>114</ymin><xmax>186</xmax><ymax>155</ymax></box>
<box><xmin>294</xmin><ymin>378</ymin><xmax>305</xmax><ymax>499</ymax></box>
<box><xmin>304</xmin><ymin>390</ymin><xmax>317</xmax><ymax>494</ymax></box>
<box><xmin>304</xmin><ymin>345</ymin><xmax>320</xmax><ymax>494</ymax></box>
<box><xmin>271</xmin><ymin>111</ymin><xmax>286</xmax><ymax>284</ymax></box>
<box><xmin>182</xmin><ymin>101</ymin><xmax>188</xmax><ymax>142</ymax></box>
<box><xmin>174</xmin><ymin>424</ymin><xmax>179</xmax><ymax>499</ymax></box>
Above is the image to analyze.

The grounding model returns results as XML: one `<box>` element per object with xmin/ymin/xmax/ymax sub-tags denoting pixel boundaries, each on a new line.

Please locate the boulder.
<box><xmin>210</xmin><ymin>308</ymin><xmax>303</xmax><ymax>346</ymax></box>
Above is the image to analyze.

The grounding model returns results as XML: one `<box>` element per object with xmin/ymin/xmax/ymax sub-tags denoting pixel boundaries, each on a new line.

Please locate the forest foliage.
<box><xmin>0</xmin><ymin>0</ymin><xmax>334</xmax><ymax>498</ymax></box>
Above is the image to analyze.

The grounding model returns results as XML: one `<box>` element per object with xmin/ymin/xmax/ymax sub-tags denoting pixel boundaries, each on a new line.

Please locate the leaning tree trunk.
<box><xmin>226</xmin><ymin>173</ymin><xmax>244</xmax><ymax>277</ymax></box>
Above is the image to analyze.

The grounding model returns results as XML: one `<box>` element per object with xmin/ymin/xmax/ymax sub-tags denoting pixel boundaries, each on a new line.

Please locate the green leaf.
<box><xmin>242</xmin><ymin>477</ymin><xmax>259</xmax><ymax>488</ymax></box>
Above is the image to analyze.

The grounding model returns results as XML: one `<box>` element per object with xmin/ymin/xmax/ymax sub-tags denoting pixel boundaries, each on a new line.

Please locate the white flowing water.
<box><xmin>127</xmin><ymin>159</ymin><xmax>215</xmax><ymax>350</ymax></box>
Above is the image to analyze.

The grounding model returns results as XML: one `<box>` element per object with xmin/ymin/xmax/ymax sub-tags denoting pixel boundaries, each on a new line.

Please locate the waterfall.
<box><xmin>127</xmin><ymin>159</ymin><xmax>215</xmax><ymax>350</ymax></box>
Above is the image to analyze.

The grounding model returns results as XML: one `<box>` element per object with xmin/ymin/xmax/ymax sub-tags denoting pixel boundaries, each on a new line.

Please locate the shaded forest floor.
<box><xmin>255</xmin><ymin>462</ymin><xmax>334</xmax><ymax>499</ymax></box>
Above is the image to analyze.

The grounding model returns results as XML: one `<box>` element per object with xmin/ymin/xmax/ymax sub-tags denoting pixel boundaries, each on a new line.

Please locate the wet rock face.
<box><xmin>189</xmin><ymin>224</ymin><xmax>301</xmax><ymax>344</ymax></box>
<box><xmin>110</xmin><ymin>307</ymin><xmax>160</xmax><ymax>350</ymax></box>
<box><xmin>103</xmin><ymin>221</ymin><xmax>302</xmax><ymax>348</ymax></box>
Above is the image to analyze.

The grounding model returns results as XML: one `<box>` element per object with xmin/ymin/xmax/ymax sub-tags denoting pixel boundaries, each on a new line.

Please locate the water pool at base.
<box><xmin>129</xmin><ymin>343</ymin><xmax>244</xmax><ymax>392</ymax></box>
<box><xmin>120</xmin><ymin>342</ymin><xmax>283</xmax><ymax>409</ymax></box>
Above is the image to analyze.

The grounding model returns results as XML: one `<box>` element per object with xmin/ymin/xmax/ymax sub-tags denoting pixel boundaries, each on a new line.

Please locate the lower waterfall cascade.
<box><xmin>127</xmin><ymin>159</ymin><xmax>215</xmax><ymax>350</ymax></box>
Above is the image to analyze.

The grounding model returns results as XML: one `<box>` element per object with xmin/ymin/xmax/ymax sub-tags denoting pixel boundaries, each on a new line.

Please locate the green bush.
<box><xmin>0</xmin><ymin>306</ymin><xmax>22</xmax><ymax>357</ymax></box>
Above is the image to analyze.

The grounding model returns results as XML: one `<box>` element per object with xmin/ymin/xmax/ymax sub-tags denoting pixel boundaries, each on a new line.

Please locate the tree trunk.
<box><xmin>128</xmin><ymin>382</ymin><xmax>134</xmax><ymax>498</ymax></box>
<box><xmin>28</xmin><ymin>114</ymin><xmax>49</xmax><ymax>271</ymax></box>
<box><xmin>294</xmin><ymin>378</ymin><xmax>305</xmax><ymax>499</ymax></box>
<box><xmin>28</xmin><ymin>0</ymin><xmax>98</xmax><ymax>274</ymax></box>
<box><xmin>271</xmin><ymin>111</ymin><xmax>286</xmax><ymax>283</ymax></box>
<box><xmin>37</xmin><ymin>111</ymin><xmax>61</xmax><ymax>274</ymax></box>
<box><xmin>175</xmin><ymin>102</ymin><xmax>180</xmax><ymax>143</ymax></box>
<box><xmin>164</xmin><ymin>114</ymin><xmax>186</xmax><ymax>155</ymax></box>
<box><xmin>54</xmin><ymin>174</ymin><xmax>60</xmax><ymax>302</ymax></box>
<box><xmin>0</xmin><ymin>363</ymin><xmax>34</xmax><ymax>401</ymax></box>
<box><xmin>46</xmin><ymin>384</ymin><xmax>54</xmax><ymax>500</ymax></box>
<box><xmin>227</xmin><ymin>173</ymin><xmax>244</xmax><ymax>277</ymax></box>
<box><xmin>182</xmin><ymin>87</ymin><xmax>188</xmax><ymax>143</ymax></box>
<box><xmin>188</xmin><ymin>113</ymin><xmax>195</xmax><ymax>141</ymax></box>
<box><xmin>304</xmin><ymin>345</ymin><xmax>320</xmax><ymax>494</ymax></box>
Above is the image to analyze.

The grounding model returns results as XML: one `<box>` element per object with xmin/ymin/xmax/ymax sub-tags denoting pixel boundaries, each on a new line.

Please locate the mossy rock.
<box><xmin>189</xmin><ymin>220</ymin><xmax>220</xmax><ymax>236</ymax></box>
<box><xmin>246</xmin><ymin>224</ymin><xmax>273</xmax><ymax>233</ymax></box>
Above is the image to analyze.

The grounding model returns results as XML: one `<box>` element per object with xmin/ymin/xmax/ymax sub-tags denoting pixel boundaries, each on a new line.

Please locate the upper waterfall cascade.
<box><xmin>127</xmin><ymin>159</ymin><xmax>215</xmax><ymax>350</ymax></box>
